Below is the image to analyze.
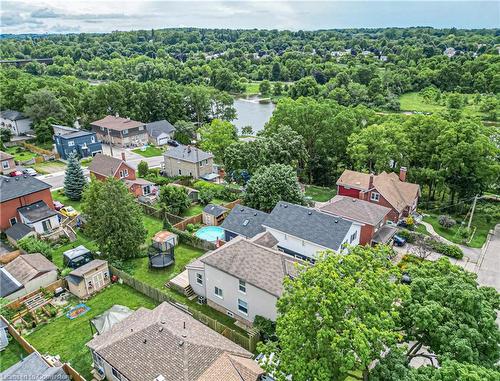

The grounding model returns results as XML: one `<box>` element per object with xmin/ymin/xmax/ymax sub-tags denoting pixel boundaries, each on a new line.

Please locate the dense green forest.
<box><xmin>0</xmin><ymin>28</ymin><xmax>498</xmax><ymax>196</ymax></box>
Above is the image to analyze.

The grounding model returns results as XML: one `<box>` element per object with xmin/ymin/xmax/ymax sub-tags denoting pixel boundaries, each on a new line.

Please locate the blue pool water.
<box><xmin>195</xmin><ymin>226</ymin><xmax>225</xmax><ymax>242</ymax></box>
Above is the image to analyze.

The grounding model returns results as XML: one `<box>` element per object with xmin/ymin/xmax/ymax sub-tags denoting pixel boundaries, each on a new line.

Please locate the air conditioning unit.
<box><xmin>226</xmin><ymin>310</ymin><xmax>234</xmax><ymax>318</ymax></box>
<box><xmin>197</xmin><ymin>296</ymin><xmax>207</xmax><ymax>305</ymax></box>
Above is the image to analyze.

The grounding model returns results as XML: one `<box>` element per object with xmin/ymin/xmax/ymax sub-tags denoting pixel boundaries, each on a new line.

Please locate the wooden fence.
<box><xmin>135</xmin><ymin>200</ymin><xmax>184</xmax><ymax>225</ymax></box>
<box><xmin>22</xmin><ymin>142</ymin><xmax>59</xmax><ymax>158</ymax></box>
<box><xmin>4</xmin><ymin>279</ymin><xmax>66</xmax><ymax>310</ymax></box>
<box><xmin>173</xmin><ymin>214</ymin><xmax>203</xmax><ymax>231</ymax></box>
<box><xmin>0</xmin><ymin>315</ymin><xmax>86</xmax><ymax>380</ymax></box>
<box><xmin>110</xmin><ymin>266</ymin><xmax>259</xmax><ymax>352</ymax></box>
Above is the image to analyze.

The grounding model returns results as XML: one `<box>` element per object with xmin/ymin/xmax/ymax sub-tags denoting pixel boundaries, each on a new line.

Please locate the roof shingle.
<box><xmin>319</xmin><ymin>195</ymin><xmax>391</xmax><ymax>226</ymax></box>
<box><xmin>0</xmin><ymin>176</ymin><xmax>51</xmax><ymax>203</ymax></box>
<box><xmin>220</xmin><ymin>206</ymin><xmax>268</xmax><ymax>238</ymax></box>
<box><xmin>164</xmin><ymin>144</ymin><xmax>213</xmax><ymax>163</ymax></box>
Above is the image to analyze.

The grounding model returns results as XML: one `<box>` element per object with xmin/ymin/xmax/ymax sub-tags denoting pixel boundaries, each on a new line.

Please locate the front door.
<box><xmin>41</xmin><ymin>219</ymin><xmax>52</xmax><ymax>232</ymax></box>
<box><xmin>92</xmin><ymin>272</ymin><xmax>105</xmax><ymax>290</ymax></box>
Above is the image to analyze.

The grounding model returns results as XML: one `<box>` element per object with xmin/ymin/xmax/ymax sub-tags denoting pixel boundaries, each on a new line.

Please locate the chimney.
<box><xmin>187</xmin><ymin>145</ymin><xmax>191</xmax><ymax>153</ymax></box>
<box><xmin>399</xmin><ymin>167</ymin><xmax>407</xmax><ymax>182</ymax></box>
<box><xmin>115</xmin><ymin>112</ymin><xmax>119</xmax><ymax>118</ymax></box>
<box><xmin>121</xmin><ymin>152</ymin><xmax>126</xmax><ymax>161</ymax></box>
<box><xmin>368</xmin><ymin>173</ymin><xmax>374</xmax><ymax>189</ymax></box>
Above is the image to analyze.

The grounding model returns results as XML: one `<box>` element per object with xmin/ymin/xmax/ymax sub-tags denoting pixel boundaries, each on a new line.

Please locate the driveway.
<box><xmin>475</xmin><ymin>224</ymin><xmax>500</xmax><ymax>292</ymax></box>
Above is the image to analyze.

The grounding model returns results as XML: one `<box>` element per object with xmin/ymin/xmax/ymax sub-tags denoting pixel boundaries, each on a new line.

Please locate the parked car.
<box><xmin>22</xmin><ymin>168</ymin><xmax>38</xmax><ymax>176</ymax></box>
<box><xmin>167</xmin><ymin>139</ymin><xmax>179</xmax><ymax>147</ymax></box>
<box><xmin>9</xmin><ymin>170</ymin><xmax>23</xmax><ymax>177</ymax></box>
<box><xmin>60</xmin><ymin>206</ymin><xmax>79</xmax><ymax>218</ymax></box>
<box><xmin>53</xmin><ymin>201</ymin><xmax>65</xmax><ymax>211</ymax></box>
<box><xmin>393</xmin><ymin>234</ymin><xmax>407</xmax><ymax>247</ymax></box>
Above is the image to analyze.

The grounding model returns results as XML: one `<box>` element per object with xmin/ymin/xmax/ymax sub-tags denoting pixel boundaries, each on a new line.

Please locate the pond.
<box><xmin>233</xmin><ymin>95</ymin><xmax>275</xmax><ymax>134</ymax></box>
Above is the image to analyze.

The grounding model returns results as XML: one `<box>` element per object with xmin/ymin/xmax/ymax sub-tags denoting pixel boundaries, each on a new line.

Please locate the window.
<box><xmin>196</xmin><ymin>273</ymin><xmax>203</xmax><ymax>285</ymax></box>
<box><xmin>100</xmin><ymin>126</ymin><xmax>105</xmax><ymax>131</ymax></box>
<box><xmin>214</xmin><ymin>286</ymin><xmax>223</xmax><ymax>299</ymax></box>
<box><xmin>189</xmin><ymin>172</ymin><xmax>192</xmax><ymax>177</ymax></box>
<box><xmin>350</xmin><ymin>231</ymin><xmax>357</xmax><ymax>243</ymax></box>
<box><xmin>9</xmin><ymin>217</ymin><xmax>17</xmax><ymax>226</ymax></box>
<box><xmin>91</xmin><ymin>136</ymin><xmax>95</xmax><ymax>143</ymax></box>
<box><xmin>238</xmin><ymin>299</ymin><xmax>248</xmax><ymax>315</ymax></box>
<box><xmin>112</xmin><ymin>367</ymin><xmax>122</xmax><ymax>380</ymax></box>
<box><xmin>92</xmin><ymin>351</ymin><xmax>103</xmax><ymax>368</ymax></box>
<box><xmin>239</xmin><ymin>280</ymin><xmax>246</xmax><ymax>293</ymax></box>
<box><xmin>138</xmin><ymin>126</ymin><xmax>144</xmax><ymax>131</ymax></box>
<box><xmin>370</xmin><ymin>192</ymin><xmax>380</xmax><ymax>202</ymax></box>
<box><xmin>122</xmin><ymin>129</ymin><xmax>128</xmax><ymax>135</ymax></box>
<box><xmin>178</xmin><ymin>169</ymin><xmax>182</xmax><ymax>175</ymax></box>
<box><xmin>200</xmin><ymin>161</ymin><xmax>203</xmax><ymax>167</ymax></box>
<box><xmin>119</xmin><ymin>169</ymin><xmax>129</xmax><ymax>179</ymax></box>
<box><xmin>68</xmin><ymin>141</ymin><xmax>75</xmax><ymax>147</ymax></box>
<box><xmin>2</xmin><ymin>160</ymin><xmax>9</xmax><ymax>169</ymax></box>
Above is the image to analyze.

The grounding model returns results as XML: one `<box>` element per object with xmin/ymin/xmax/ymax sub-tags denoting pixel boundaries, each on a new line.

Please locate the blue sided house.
<box><xmin>54</xmin><ymin>130</ymin><xmax>102</xmax><ymax>160</ymax></box>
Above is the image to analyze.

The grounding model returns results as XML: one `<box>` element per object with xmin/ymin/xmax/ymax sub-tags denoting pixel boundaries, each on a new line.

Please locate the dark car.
<box><xmin>393</xmin><ymin>235</ymin><xmax>407</xmax><ymax>247</ymax></box>
<box><xmin>167</xmin><ymin>139</ymin><xmax>179</xmax><ymax>147</ymax></box>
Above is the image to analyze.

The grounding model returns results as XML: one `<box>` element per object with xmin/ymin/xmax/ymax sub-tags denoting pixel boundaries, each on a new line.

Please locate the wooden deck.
<box><xmin>166</xmin><ymin>270</ymin><xmax>194</xmax><ymax>297</ymax></box>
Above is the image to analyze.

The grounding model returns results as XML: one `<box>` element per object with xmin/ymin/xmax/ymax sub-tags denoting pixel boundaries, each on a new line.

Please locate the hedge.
<box><xmin>426</xmin><ymin>240</ymin><xmax>464</xmax><ymax>259</ymax></box>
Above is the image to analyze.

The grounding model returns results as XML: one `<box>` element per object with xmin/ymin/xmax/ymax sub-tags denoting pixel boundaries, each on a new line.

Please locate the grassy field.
<box><xmin>181</xmin><ymin>198</ymin><xmax>226</xmax><ymax>217</ymax></box>
<box><xmin>132</xmin><ymin>146</ymin><xmax>164</xmax><ymax>157</ymax></box>
<box><xmin>304</xmin><ymin>185</ymin><xmax>337</xmax><ymax>202</ymax></box>
<box><xmin>241</xmin><ymin>81</ymin><xmax>261</xmax><ymax>95</ymax></box>
<box><xmin>0</xmin><ymin>339</ymin><xmax>27</xmax><ymax>372</ymax></box>
<box><xmin>126</xmin><ymin>243</ymin><xmax>205</xmax><ymax>289</ymax></box>
<box><xmin>399</xmin><ymin>92</ymin><xmax>488</xmax><ymax>119</ymax></box>
<box><xmin>5</xmin><ymin>146</ymin><xmax>37</xmax><ymax>162</ymax></box>
<box><xmin>27</xmin><ymin>284</ymin><xmax>157</xmax><ymax>380</ymax></box>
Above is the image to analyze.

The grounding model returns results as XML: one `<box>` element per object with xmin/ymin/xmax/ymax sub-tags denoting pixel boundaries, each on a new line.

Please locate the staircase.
<box><xmin>184</xmin><ymin>285</ymin><xmax>195</xmax><ymax>299</ymax></box>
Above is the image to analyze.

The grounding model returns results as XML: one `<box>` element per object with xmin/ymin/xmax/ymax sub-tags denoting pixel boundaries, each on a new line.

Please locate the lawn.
<box><xmin>132</xmin><ymin>146</ymin><xmax>164</xmax><ymax>157</ymax></box>
<box><xmin>5</xmin><ymin>146</ymin><xmax>37</xmax><ymax>162</ymax></box>
<box><xmin>26</xmin><ymin>284</ymin><xmax>157</xmax><ymax>380</ymax></box>
<box><xmin>143</xmin><ymin>215</ymin><xmax>163</xmax><ymax>244</ymax></box>
<box><xmin>181</xmin><ymin>198</ymin><xmax>226</xmax><ymax>217</ymax></box>
<box><xmin>52</xmin><ymin>190</ymin><xmax>82</xmax><ymax>210</ymax></box>
<box><xmin>241</xmin><ymin>81</ymin><xmax>261</xmax><ymax>95</ymax></box>
<box><xmin>32</xmin><ymin>160</ymin><xmax>66</xmax><ymax>174</ymax></box>
<box><xmin>399</xmin><ymin>92</ymin><xmax>487</xmax><ymax>119</ymax></box>
<box><xmin>126</xmin><ymin>243</ymin><xmax>205</xmax><ymax>289</ymax></box>
<box><xmin>0</xmin><ymin>339</ymin><xmax>27</xmax><ymax>372</ymax></box>
<box><xmin>304</xmin><ymin>185</ymin><xmax>337</xmax><ymax>202</ymax></box>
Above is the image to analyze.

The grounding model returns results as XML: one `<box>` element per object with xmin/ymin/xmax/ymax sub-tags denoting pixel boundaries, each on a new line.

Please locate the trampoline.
<box><xmin>148</xmin><ymin>240</ymin><xmax>175</xmax><ymax>269</ymax></box>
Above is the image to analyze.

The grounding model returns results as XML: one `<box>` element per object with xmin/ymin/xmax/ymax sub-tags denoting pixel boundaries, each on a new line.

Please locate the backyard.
<box><xmin>304</xmin><ymin>185</ymin><xmax>337</xmax><ymax>202</ymax></box>
<box><xmin>4</xmin><ymin>146</ymin><xmax>37</xmax><ymax>162</ymax></box>
<box><xmin>132</xmin><ymin>146</ymin><xmax>163</xmax><ymax>157</ymax></box>
<box><xmin>26</xmin><ymin>284</ymin><xmax>157</xmax><ymax>380</ymax></box>
<box><xmin>32</xmin><ymin>160</ymin><xmax>67</xmax><ymax>174</ymax></box>
<box><xmin>0</xmin><ymin>339</ymin><xmax>27</xmax><ymax>372</ymax></box>
<box><xmin>181</xmin><ymin>198</ymin><xmax>226</xmax><ymax>217</ymax></box>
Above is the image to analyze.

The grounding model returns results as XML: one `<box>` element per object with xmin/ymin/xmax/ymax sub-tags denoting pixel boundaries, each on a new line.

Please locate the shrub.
<box><xmin>17</xmin><ymin>236</ymin><xmax>54</xmax><ymax>261</ymax></box>
<box><xmin>137</xmin><ymin>161</ymin><xmax>149</xmax><ymax>178</ymax></box>
<box><xmin>198</xmin><ymin>188</ymin><xmax>214</xmax><ymax>205</ymax></box>
<box><xmin>426</xmin><ymin>239</ymin><xmax>464</xmax><ymax>259</ymax></box>
<box><xmin>438</xmin><ymin>215</ymin><xmax>457</xmax><ymax>229</ymax></box>
<box><xmin>397</xmin><ymin>229</ymin><xmax>418</xmax><ymax>244</ymax></box>
<box><xmin>186</xmin><ymin>223</ymin><xmax>195</xmax><ymax>233</ymax></box>
<box><xmin>253</xmin><ymin>315</ymin><xmax>277</xmax><ymax>342</ymax></box>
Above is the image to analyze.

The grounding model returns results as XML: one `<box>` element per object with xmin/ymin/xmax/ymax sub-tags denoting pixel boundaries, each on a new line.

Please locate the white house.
<box><xmin>0</xmin><ymin>253</ymin><xmax>58</xmax><ymax>300</ymax></box>
<box><xmin>0</xmin><ymin>110</ymin><xmax>33</xmax><ymax>136</ymax></box>
<box><xmin>145</xmin><ymin>119</ymin><xmax>175</xmax><ymax>146</ymax></box>
<box><xmin>17</xmin><ymin>201</ymin><xmax>60</xmax><ymax>234</ymax></box>
<box><xmin>187</xmin><ymin>233</ymin><xmax>303</xmax><ymax>325</ymax></box>
<box><xmin>262</xmin><ymin>201</ymin><xmax>362</xmax><ymax>261</ymax></box>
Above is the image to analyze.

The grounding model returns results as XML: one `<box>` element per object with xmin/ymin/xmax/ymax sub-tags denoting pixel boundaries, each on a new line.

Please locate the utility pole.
<box><xmin>467</xmin><ymin>195</ymin><xmax>478</xmax><ymax>230</ymax></box>
<box><xmin>107</xmin><ymin>128</ymin><xmax>114</xmax><ymax>157</ymax></box>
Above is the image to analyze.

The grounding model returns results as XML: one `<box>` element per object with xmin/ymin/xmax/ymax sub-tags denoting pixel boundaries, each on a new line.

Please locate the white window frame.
<box><xmin>196</xmin><ymin>273</ymin><xmax>203</xmax><ymax>285</ymax></box>
<box><xmin>237</xmin><ymin>299</ymin><xmax>248</xmax><ymax>315</ymax></box>
<box><xmin>9</xmin><ymin>217</ymin><xmax>17</xmax><ymax>226</ymax></box>
<box><xmin>2</xmin><ymin>160</ymin><xmax>9</xmax><ymax>169</ymax></box>
<box><xmin>239</xmin><ymin>280</ymin><xmax>246</xmax><ymax>294</ymax></box>
<box><xmin>111</xmin><ymin>367</ymin><xmax>122</xmax><ymax>380</ymax></box>
<box><xmin>350</xmin><ymin>230</ymin><xmax>357</xmax><ymax>243</ymax></box>
<box><xmin>214</xmin><ymin>286</ymin><xmax>223</xmax><ymax>299</ymax></box>
<box><xmin>68</xmin><ymin>140</ymin><xmax>75</xmax><ymax>147</ymax></box>
<box><xmin>370</xmin><ymin>192</ymin><xmax>380</xmax><ymax>202</ymax></box>
<box><xmin>91</xmin><ymin>136</ymin><xmax>95</xmax><ymax>143</ymax></box>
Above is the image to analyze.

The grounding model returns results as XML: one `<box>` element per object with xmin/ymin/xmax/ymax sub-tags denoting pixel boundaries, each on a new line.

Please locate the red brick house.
<box><xmin>88</xmin><ymin>153</ymin><xmax>154</xmax><ymax>197</ymax></box>
<box><xmin>0</xmin><ymin>151</ymin><xmax>15</xmax><ymax>175</ymax></box>
<box><xmin>336</xmin><ymin>168</ymin><xmax>420</xmax><ymax>222</ymax></box>
<box><xmin>319</xmin><ymin>195</ymin><xmax>396</xmax><ymax>245</ymax></box>
<box><xmin>0</xmin><ymin>175</ymin><xmax>54</xmax><ymax>231</ymax></box>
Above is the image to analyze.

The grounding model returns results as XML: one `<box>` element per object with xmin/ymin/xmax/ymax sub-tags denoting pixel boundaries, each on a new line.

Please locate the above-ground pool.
<box><xmin>195</xmin><ymin>226</ymin><xmax>225</xmax><ymax>242</ymax></box>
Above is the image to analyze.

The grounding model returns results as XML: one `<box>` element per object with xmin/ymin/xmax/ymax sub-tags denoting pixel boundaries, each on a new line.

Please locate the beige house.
<box><xmin>0</xmin><ymin>253</ymin><xmax>58</xmax><ymax>301</ymax></box>
<box><xmin>86</xmin><ymin>302</ymin><xmax>264</xmax><ymax>381</ymax></box>
<box><xmin>187</xmin><ymin>234</ymin><xmax>303</xmax><ymax>326</ymax></box>
<box><xmin>90</xmin><ymin>115</ymin><xmax>147</xmax><ymax>148</ymax></box>
<box><xmin>163</xmin><ymin>144</ymin><xmax>215</xmax><ymax>179</ymax></box>
<box><xmin>66</xmin><ymin>259</ymin><xmax>110</xmax><ymax>299</ymax></box>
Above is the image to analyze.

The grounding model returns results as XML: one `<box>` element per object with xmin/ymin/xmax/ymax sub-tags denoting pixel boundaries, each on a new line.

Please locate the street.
<box><xmin>476</xmin><ymin>224</ymin><xmax>500</xmax><ymax>292</ymax></box>
<box><xmin>37</xmin><ymin>145</ymin><xmax>164</xmax><ymax>190</ymax></box>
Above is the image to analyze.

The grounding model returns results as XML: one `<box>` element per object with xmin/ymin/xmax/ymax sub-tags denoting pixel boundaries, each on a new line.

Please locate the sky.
<box><xmin>1</xmin><ymin>1</ymin><xmax>498</xmax><ymax>34</ymax></box>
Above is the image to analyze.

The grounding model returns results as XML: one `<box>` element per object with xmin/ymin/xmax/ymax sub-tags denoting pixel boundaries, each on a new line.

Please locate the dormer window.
<box><xmin>370</xmin><ymin>192</ymin><xmax>380</xmax><ymax>202</ymax></box>
<box><xmin>68</xmin><ymin>141</ymin><xmax>75</xmax><ymax>147</ymax></box>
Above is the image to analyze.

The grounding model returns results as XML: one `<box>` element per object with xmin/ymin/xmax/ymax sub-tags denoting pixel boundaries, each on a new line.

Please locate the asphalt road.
<box><xmin>476</xmin><ymin>224</ymin><xmax>500</xmax><ymax>292</ymax></box>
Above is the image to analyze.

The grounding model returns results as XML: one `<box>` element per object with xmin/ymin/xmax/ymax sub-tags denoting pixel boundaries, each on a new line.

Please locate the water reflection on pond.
<box><xmin>232</xmin><ymin>96</ymin><xmax>275</xmax><ymax>134</ymax></box>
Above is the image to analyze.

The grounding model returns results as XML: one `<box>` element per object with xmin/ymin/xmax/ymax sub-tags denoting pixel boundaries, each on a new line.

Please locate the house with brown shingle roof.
<box><xmin>336</xmin><ymin>167</ymin><xmax>420</xmax><ymax>222</ymax></box>
<box><xmin>0</xmin><ymin>253</ymin><xmax>58</xmax><ymax>300</ymax></box>
<box><xmin>88</xmin><ymin>153</ymin><xmax>154</xmax><ymax>197</ymax></box>
<box><xmin>319</xmin><ymin>195</ymin><xmax>396</xmax><ymax>246</ymax></box>
<box><xmin>187</xmin><ymin>235</ymin><xmax>304</xmax><ymax>325</ymax></box>
<box><xmin>90</xmin><ymin>115</ymin><xmax>147</xmax><ymax>147</ymax></box>
<box><xmin>86</xmin><ymin>302</ymin><xmax>264</xmax><ymax>381</ymax></box>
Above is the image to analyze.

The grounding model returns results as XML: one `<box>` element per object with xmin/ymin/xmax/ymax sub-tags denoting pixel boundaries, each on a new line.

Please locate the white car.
<box><xmin>22</xmin><ymin>168</ymin><xmax>38</xmax><ymax>176</ymax></box>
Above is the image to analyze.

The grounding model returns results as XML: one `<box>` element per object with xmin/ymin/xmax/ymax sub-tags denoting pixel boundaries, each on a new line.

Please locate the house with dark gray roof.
<box><xmin>0</xmin><ymin>175</ymin><xmax>54</xmax><ymax>232</ymax></box>
<box><xmin>53</xmin><ymin>127</ymin><xmax>102</xmax><ymax>160</ymax></box>
<box><xmin>187</xmin><ymin>235</ymin><xmax>305</xmax><ymax>325</ymax></box>
<box><xmin>0</xmin><ymin>110</ymin><xmax>33</xmax><ymax>136</ymax></box>
<box><xmin>163</xmin><ymin>144</ymin><xmax>215</xmax><ymax>179</ymax></box>
<box><xmin>262</xmin><ymin>202</ymin><xmax>362</xmax><ymax>261</ymax></box>
<box><xmin>0</xmin><ymin>351</ymin><xmax>70</xmax><ymax>380</ymax></box>
<box><xmin>4</xmin><ymin>223</ymin><xmax>35</xmax><ymax>245</ymax></box>
<box><xmin>145</xmin><ymin>119</ymin><xmax>175</xmax><ymax>145</ymax></box>
<box><xmin>220</xmin><ymin>205</ymin><xmax>269</xmax><ymax>241</ymax></box>
<box><xmin>17</xmin><ymin>201</ymin><xmax>60</xmax><ymax>235</ymax></box>
<box><xmin>86</xmin><ymin>302</ymin><xmax>264</xmax><ymax>381</ymax></box>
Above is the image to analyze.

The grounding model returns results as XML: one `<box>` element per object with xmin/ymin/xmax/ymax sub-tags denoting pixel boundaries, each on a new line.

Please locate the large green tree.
<box><xmin>81</xmin><ymin>177</ymin><xmax>146</xmax><ymax>261</ymax></box>
<box><xmin>244</xmin><ymin>164</ymin><xmax>304</xmax><ymax>212</ymax></box>
<box><xmin>63</xmin><ymin>152</ymin><xmax>87</xmax><ymax>201</ymax></box>
<box><xmin>158</xmin><ymin>184</ymin><xmax>191</xmax><ymax>216</ymax></box>
<box><xmin>264</xmin><ymin>245</ymin><xmax>406</xmax><ymax>381</ymax></box>
<box><xmin>199</xmin><ymin>119</ymin><xmax>238</xmax><ymax>162</ymax></box>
